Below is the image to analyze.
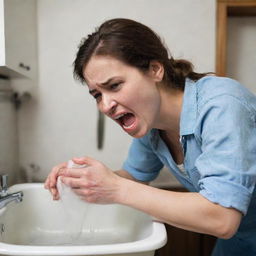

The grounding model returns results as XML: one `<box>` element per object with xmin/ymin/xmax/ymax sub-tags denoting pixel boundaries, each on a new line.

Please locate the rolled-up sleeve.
<box><xmin>122</xmin><ymin>135</ymin><xmax>163</xmax><ymax>182</ymax></box>
<box><xmin>195</xmin><ymin>95</ymin><xmax>256</xmax><ymax>215</ymax></box>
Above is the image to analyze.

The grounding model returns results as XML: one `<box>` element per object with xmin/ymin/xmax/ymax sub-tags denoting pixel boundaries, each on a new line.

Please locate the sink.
<box><xmin>0</xmin><ymin>183</ymin><xmax>166</xmax><ymax>256</ymax></box>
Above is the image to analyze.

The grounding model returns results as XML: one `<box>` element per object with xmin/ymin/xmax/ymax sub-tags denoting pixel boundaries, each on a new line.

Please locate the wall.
<box><xmin>227</xmin><ymin>17</ymin><xmax>256</xmax><ymax>94</ymax></box>
<box><xmin>0</xmin><ymin>79</ymin><xmax>18</xmax><ymax>185</ymax></box>
<box><xmin>13</xmin><ymin>0</ymin><xmax>216</xmax><ymax>181</ymax></box>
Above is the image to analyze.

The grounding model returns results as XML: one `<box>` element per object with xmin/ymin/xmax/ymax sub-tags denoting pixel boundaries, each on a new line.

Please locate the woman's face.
<box><xmin>83</xmin><ymin>55</ymin><xmax>163</xmax><ymax>138</ymax></box>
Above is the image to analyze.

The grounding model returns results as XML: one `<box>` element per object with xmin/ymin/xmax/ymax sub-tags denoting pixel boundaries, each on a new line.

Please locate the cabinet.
<box><xmin>155</xmin><ymin>225</ymin><xmax>216</xmax><ymax>256</ymax></box>
<box><xmin>0</xmin><ymin>0</ymin><xmax>37</xmax><ymax>79</ymax></box>
<box><xmin>154</xmin><ymin>187</ymin><xmax>216</xmax><ymax>256</ymax></box>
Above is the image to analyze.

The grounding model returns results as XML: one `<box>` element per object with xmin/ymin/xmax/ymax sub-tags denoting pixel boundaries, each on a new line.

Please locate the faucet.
<box><xmin>0</xmin><ymin>174</ymin><xmax>23</xmax><ymax>209</ymax></box>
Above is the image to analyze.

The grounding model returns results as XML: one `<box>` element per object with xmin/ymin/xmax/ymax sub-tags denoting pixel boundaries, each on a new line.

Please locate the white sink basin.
<box><xmin>0</xmin><ymin>183</ymin><xmax>166</xmax><ymax>256</ymax></box>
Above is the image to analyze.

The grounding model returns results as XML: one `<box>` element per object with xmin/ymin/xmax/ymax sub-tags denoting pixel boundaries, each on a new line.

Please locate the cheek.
<box><xmin>130</xmin><ymin>92</ymin><xmax>160</xmax><ymax>123</ymax></box>
<box><xmin>137</xmin><ymin>88</ymin><xmax>160</xmax><ymax>110</ymax></box>
<box><xmin>120</xmin><ymin>79</ymin><xmax>160</xmax><ymax>113</ymax></box>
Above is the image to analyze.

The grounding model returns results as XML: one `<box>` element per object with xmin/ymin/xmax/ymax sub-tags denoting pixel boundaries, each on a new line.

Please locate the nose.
<box><xmin>100</xmin><ymin>94</ymin><xmax>117</xmax><ymax>115</ymax></box>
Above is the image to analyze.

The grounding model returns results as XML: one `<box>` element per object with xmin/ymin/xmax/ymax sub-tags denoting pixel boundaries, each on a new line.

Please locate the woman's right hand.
<box><xmin>44</xmin><ymin>161</ymin><xmax>67</xmax><ymax>200</ymax></box>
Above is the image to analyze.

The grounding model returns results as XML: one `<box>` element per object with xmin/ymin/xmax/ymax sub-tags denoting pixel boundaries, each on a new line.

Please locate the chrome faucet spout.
<box><xmin>0</xmin><ymin>174</ymin><xmax>24</xmax><ymax>209</ymax></box>
<box><xmin>0</xmin><ymin>191</ymin><xmax>23</xmax><ymax>209</ymax></box>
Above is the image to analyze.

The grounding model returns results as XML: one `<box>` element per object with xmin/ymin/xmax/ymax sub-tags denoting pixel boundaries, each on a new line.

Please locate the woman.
<box><xmin>45</xmin><ymin>18</ymin><xmax>256</xmax><ymax>255</ymax></box>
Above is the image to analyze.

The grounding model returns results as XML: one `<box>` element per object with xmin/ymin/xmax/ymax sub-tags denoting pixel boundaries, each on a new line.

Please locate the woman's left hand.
<box><xmin>58</xmin><ymin>156</ymin><xmax>123</xmax><ymax>204</ymax></box>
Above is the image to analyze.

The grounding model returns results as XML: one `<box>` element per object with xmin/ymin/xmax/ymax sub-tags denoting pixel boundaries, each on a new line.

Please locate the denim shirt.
<box><xmin>123</xmin><ymin>76</ymin><xmax>256</xmax><ymax>253</ymax></box>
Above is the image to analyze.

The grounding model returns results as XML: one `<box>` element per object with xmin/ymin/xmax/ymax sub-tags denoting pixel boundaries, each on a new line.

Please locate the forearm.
<box><xmin>114</xmin><ymin>169</ymin><xmax>149</xmax><ymax>184</ymax></box>
<box><xmin>116</xmin><ymin>177</ymin><xmax>241</xmax><ymax>239</ymax></box>
<box><xmin>114</xmin><ymin>169</ymin><xmax>136</xmax><ymax>180</ymax></box>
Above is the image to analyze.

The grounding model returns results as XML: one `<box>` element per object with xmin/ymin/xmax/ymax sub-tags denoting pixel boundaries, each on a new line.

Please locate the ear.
<box><xmin>148</xmin><ymin>60</ymin><xmax>164</xmax><ymax>82</ymax></box>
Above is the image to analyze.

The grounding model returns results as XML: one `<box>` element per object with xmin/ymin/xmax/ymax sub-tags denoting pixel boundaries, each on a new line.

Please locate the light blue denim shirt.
<box><xmin>123</xmin><ymin>76</ymin><xmax>256</xmax><ymax>255</ymax></box>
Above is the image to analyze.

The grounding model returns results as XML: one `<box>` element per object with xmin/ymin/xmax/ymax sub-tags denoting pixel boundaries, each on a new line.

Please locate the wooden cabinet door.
<box><xmin>155</xmin><ymin>225</ymin><xmax>216</xmax><ymax>256</ymax></box>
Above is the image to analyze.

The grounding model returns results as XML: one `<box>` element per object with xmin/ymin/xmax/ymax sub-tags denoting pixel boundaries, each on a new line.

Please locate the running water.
<box><xmin>57</xmin><ymin>160</ymin><xmax>90</xmax><ymax>244</ymax></box>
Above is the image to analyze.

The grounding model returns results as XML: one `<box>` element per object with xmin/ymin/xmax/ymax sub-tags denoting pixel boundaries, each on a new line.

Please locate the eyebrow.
<box><xmin>89</xmin><ymin>77</ymin><xmax>121</xmax><ymax>95</ymax></box>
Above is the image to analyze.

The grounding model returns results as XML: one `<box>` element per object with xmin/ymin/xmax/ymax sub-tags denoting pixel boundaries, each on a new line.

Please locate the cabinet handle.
<box><xmin>19</xmin><ymin>63</ymin><xmax>30</xmax><ymax>71</ymax></box>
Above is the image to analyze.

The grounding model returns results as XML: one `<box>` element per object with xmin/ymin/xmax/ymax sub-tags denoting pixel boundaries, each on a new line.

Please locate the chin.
<box><xmin>126</xmin><ymin>127</ymin><xmax>149</xmax><ymax>139</ymax></box>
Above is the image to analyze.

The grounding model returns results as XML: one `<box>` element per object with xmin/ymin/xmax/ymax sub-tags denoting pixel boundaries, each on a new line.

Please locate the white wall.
<box><xmin>227</xmin><ymin>17</ymin><xmax>256</xmax><ymax>94</ymax></box>
<box><xmin>14</xmin><ymin>0</ymin><xmax>216</xmax><ymax>181</ymax></box>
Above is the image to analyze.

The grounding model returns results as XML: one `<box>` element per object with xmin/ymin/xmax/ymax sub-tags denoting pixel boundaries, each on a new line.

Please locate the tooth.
<box><xmin>115</xmin><ymin>113</ymin><xmax>125</xmax><ymax>119</ymax></box>
<box><xmin>123</xmin><ymin>124</ymin><xmax>133</xmax><ymax>128</ymax></box>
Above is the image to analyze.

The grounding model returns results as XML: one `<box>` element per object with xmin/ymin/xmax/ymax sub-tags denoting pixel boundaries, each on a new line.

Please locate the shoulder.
<box><xmin>195</xmin><ymin>76</ymin><xmax>256</xmax><ymax>113</ymax></box>
<box><xmin>196</xmin><ymin>76</ymin><xmax>246</xmax><ymax>100</ymax></box>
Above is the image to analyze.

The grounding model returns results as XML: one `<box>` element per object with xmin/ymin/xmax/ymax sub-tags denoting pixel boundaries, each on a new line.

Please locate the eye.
<box><xmin>110</xmin><ymin>82</ymin><xmax>122</xmax><ymax>90</ymax></box>
<box><xmin>93</xmin><ymin>93</ymin><xmax>102</xmax><ymax>102</ymax></box>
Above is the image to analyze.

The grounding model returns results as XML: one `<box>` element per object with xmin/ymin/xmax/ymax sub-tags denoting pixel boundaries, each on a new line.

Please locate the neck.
<box><xmin>155</xmin><ymin>86</ymin><xmax>183</xmax><ymax>136</ymax></box>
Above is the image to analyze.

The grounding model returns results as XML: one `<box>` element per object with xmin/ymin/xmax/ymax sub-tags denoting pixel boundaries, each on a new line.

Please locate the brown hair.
<box><xmin>73</xmin><ymin>18</ymin><xmax>210</xmax><ymax>90</ymax></box>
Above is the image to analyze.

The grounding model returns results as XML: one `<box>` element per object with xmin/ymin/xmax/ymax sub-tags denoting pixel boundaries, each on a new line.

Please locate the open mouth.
<box><xmin>114</xmin><ymin>113</ymin><xmax>136</xmax><ymax>129</ymax></box>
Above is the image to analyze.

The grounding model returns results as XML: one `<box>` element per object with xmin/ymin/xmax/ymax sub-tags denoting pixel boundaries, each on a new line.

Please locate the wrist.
<box><xmin>113</xmin><ymin>175</ymin><xmax>132</xmax><ymax>205</ymax></box>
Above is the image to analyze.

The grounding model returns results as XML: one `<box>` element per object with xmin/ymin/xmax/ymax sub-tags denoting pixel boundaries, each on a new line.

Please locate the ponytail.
<box><xmin>164</xmin><ymin>58</ymin><xmax>213</xmax><ymax>90</ymax></box>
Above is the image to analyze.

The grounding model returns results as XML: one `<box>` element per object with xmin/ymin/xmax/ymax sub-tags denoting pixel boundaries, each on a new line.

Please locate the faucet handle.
<box><xmin>0</xmin><ymin>174</ymin><xmax>8</xmax><ymax>195</ymax></box>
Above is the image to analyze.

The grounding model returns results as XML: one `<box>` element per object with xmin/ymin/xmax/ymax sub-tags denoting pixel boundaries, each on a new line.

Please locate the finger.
<box><xmin>70</xmin><ymin>157</ymin><xmax>87</xmax><ymax>168</ymax></box>
<box><xmin>72</xmin><ymin>156</ymin><xmax>98</xmax><ymax>166</ymax></box>
<box><xmin>72</xmin><ymin>188</ymin><xmax>93</xmax><ymax>197</ymax></box>
<box><xmin>59</xmin><ymin>167</ymin><xmax>88</xmax><ymax>178</ymax></box>
<box><xmin>45</xmin><ymin>172</ymin><xmax>56</xmax><ymax>189</ymax></box>
<box><xmin>72</xmin><ymin>156</ymin><xmax>88</xmax><ymax>165</ymax></box>
<box><xmin>45</xmin><ymin>173</ymin><xmax>56</xmax><ymax>190</ymax></box>
<box><xmin>61</xmin><ymin>176</ymin><xmax>83</xmax><ymax>188</ymax></box>
<box><xmin>49</xmin><ymin>162</ymin><xmax>67</xmax><ymax>188</ymax></box>
<box><xmin>45</xmin><ymin>162</ymin><xmax>67</xmax><ymax>200</ymax></box>
<box><xmin>44</xmin><ymin>176</ymin><xmax>50</xmax><ymax>189</ymax></box>
<box><xmin>73</xmin><ymin>189</ymin><xmax>98</xmax><ymax>203</ymax></box>
<box><xmin>51</xmin><ymin>187</ymin><xmax>60</xmax><ymax>200</ymax></box>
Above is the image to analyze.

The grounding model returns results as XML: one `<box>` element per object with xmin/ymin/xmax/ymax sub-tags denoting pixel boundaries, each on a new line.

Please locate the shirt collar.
<box><xmin>149</xmin><ymin>79</ymin><xmax>198</xmax><ymax>145</ymax></box>
<box><xmin>179</xmin><ymin>79</ymin><xmax>197</xmax><ymax>135</ymax></box>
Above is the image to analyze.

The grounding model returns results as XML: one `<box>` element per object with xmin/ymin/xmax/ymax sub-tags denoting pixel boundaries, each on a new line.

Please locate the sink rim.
<box><xmin>0</xmin><ymin>183</ymin><xmax>167</xmax><ymax>255</ymax></box>
<box><xmin>0</xmin><ymin>222</ymin><xmax>166</xmax><ymax>255</ymax></box>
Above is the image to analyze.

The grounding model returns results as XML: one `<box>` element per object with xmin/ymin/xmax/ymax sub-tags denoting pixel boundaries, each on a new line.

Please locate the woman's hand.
<box><xmin>55</xmin><ymin>156</ymin><xmax>123</xmax><ymax>204</ymax></box>
<box><xmin>44</xmin><ymin>161</ymin><xmax>68</xmax><ymax>200</ymax></box>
